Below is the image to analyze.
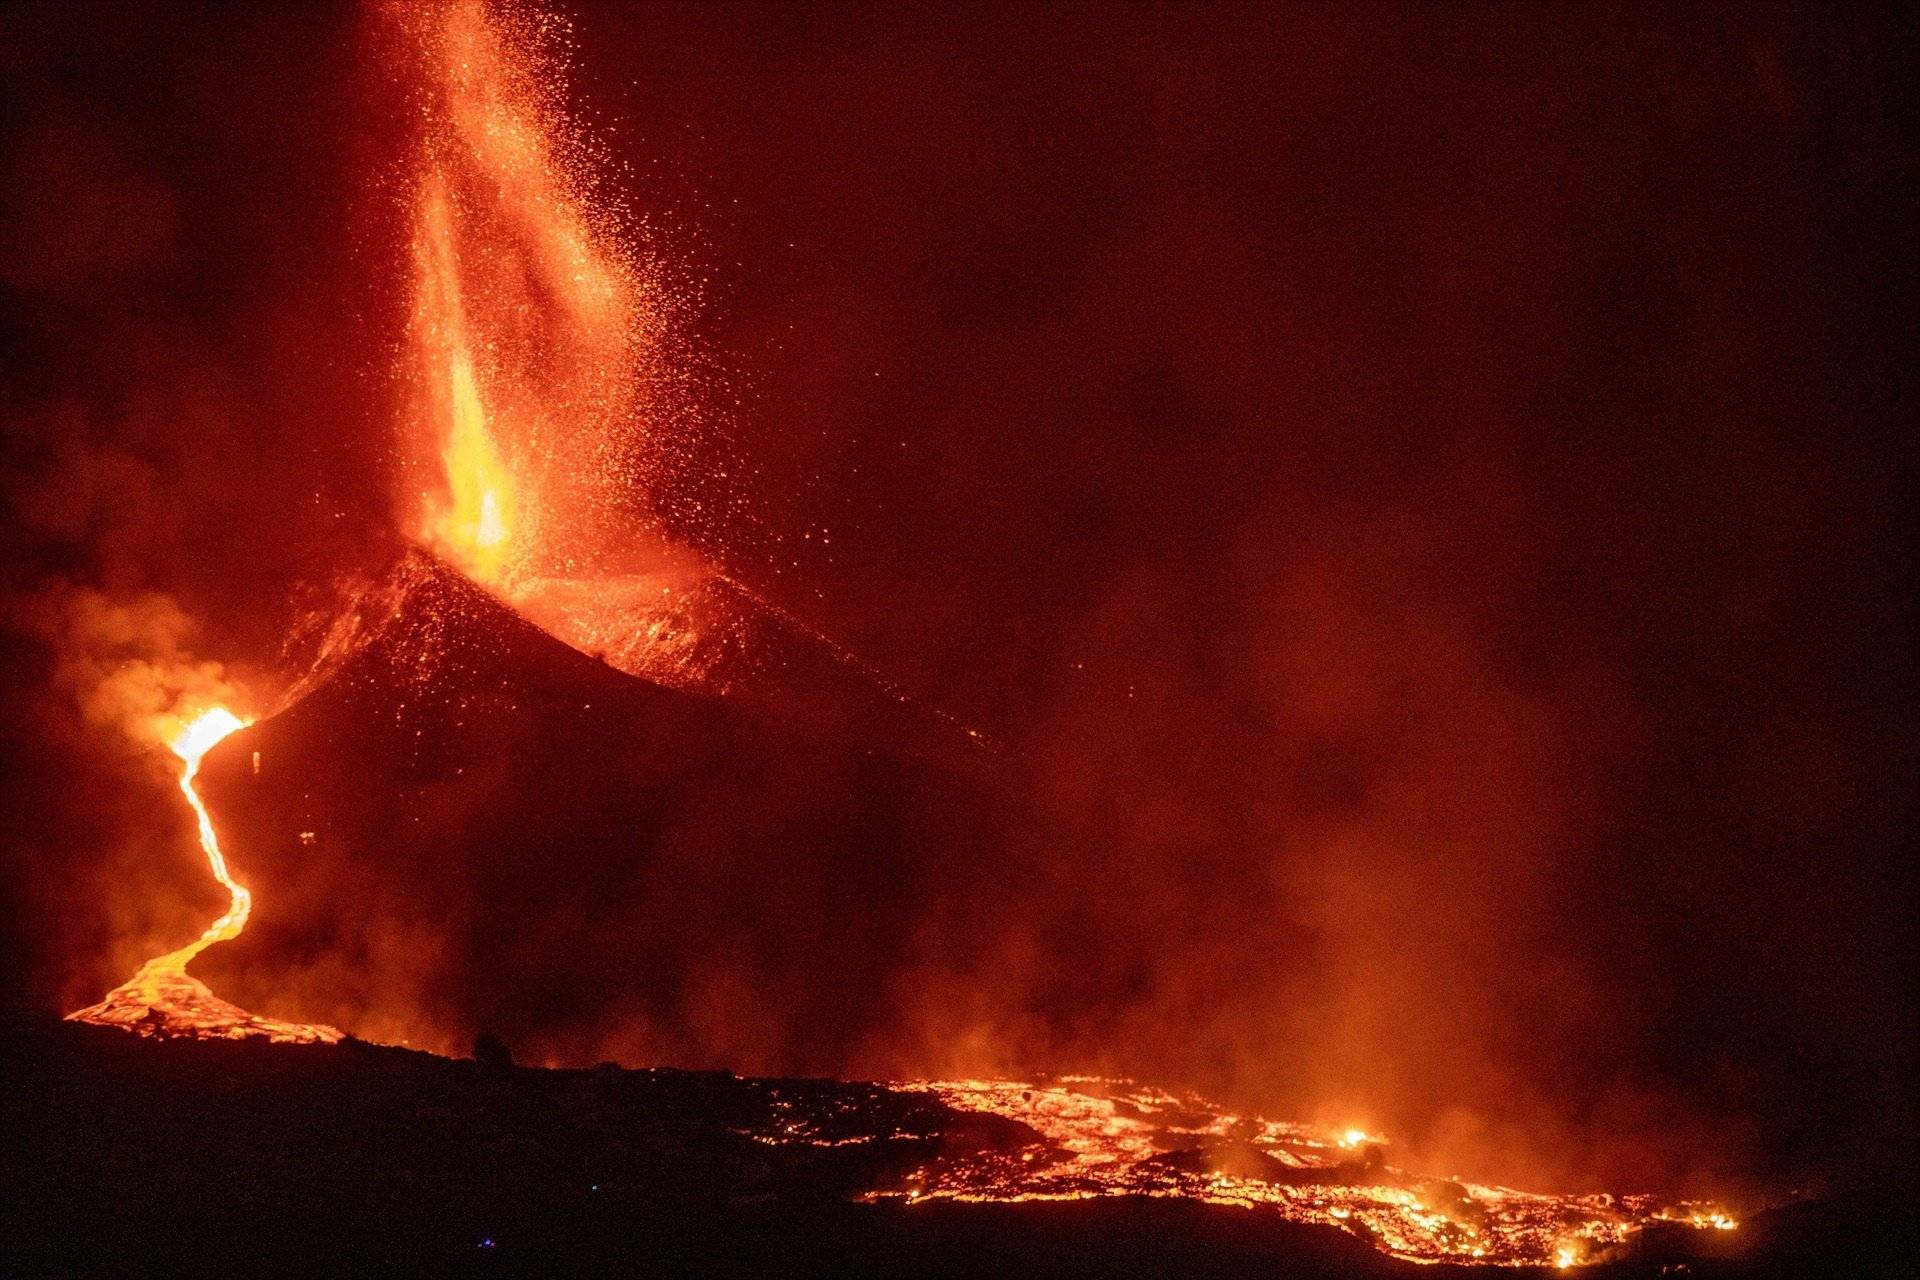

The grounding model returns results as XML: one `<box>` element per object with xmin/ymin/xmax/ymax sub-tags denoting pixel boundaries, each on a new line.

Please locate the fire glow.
<box><xmin>66</xmin><ymin>707</ymin><xmax>340</xmax><ymax>1044</ymax></box>
<box><xmin>56</xmin><ymin>1</ymin><xmax>1750</xmax><ymax>1270</ymax></box>
<box><xmin>855</xmin><ymin>1078</ymin><xmax>1737</xmax><ymax>1268</ymax></box>
<box><xmin>403</xmin><ymin>0</ymin><xmax>639</xmax><ymax>595</ymax></box>
<box><xmin>415</xmin><ymin>172</ymin><xmax>517</xmax><ymax>587</ymax></box>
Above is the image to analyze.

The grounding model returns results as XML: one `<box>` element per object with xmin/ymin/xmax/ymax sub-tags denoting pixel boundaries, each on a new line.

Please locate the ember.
<box><xmin>400</xmin><ymin>0</ymin><xmax>720</xmax><ymax>689</ymax></box>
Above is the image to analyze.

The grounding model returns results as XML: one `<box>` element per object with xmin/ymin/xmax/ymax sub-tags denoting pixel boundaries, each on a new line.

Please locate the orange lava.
<box><xmin>66</xmin><ymin>708</ymin><xmax>340</xmax><ymax>1044</ymax></box>
<box><xmin>395</xmin><ymin>0</ymin><xmax>763</xmax><ymax>695</ymax></box>
<box><xmin>63</xmin><ymin>13</ymin><xmax>1754</xmax><ymax>1265</ymax></box>
<box><xmin>854</xmin><ymin>1077</ymin><xmax>1736</xmax><ymax>1269</ymax></box>
<box><xmin>403</xmin><ymin>0</ymin><xmax>641</xmax><ymax>587</ymax></box>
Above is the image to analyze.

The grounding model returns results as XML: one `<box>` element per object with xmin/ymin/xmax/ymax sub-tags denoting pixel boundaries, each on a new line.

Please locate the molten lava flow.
<box><xmin>848</xmin><ymin>1078</ymin><xmax>1736</xmax><ymax>1269</ymax></box>
<box><xmin>67</xmin><ymin>708</ymin><xmax>341</xmax><ymax>1044</ymax></box>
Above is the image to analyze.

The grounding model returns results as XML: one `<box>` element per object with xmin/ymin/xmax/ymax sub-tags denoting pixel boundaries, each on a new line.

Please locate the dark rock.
<box><xmin>472</xmin><ymin>1030</ymin><xmax>513</xmax><ymax>1069</ymax></box>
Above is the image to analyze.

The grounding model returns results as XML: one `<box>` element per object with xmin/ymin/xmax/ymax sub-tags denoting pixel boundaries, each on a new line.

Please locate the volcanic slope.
<box><xmin>189</xmin><ymin>549</ymin><xmax>1009</xmax><ymax>1067</ymax></box>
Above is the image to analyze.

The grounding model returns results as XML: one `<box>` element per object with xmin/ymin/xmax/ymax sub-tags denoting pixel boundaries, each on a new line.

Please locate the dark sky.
<box><xmin>2</xmin><ymin>0</ymin><xmax>1913</xmax><ymax>1200</ymax></box>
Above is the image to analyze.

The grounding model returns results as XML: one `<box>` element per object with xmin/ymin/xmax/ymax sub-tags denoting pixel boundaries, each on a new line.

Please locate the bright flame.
<box><xmin>401</xmin><ymin>0</ymin><xmax>646</xmax><ymax>593</ymax></box>
<box><xmin>67</xmin><ymin>706</ymin><xmax>340</xmax><ymax>1043</ymax></box>
<box><xmin>416</xmin><ymin>173</ymin><xmax>518</xmax><ymax>585</ymax></box>
<box><xmin>390</xmin><ymin>0</ymin><xmax>799</xmax><ymax>704</ymax></box>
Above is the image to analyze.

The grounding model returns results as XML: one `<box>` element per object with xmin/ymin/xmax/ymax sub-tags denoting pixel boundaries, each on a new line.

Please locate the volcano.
<box><xmin>9</xmin><ymin>1</ymin><xmax>1909</xmax><ymax>1275</ymax></box>
<box><xmin>55</xmin><ymin>549</ymin><xmax>1762</xmax><ymax>1271</ymax></box>
<box><xmin>184</xmin><ymin>548</ymin><xmax>1009</xmax><ymax>1067</ymax></box>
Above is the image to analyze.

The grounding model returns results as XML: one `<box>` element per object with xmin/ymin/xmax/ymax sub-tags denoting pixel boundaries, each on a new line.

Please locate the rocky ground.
<box><xmin>2</xmin><ymin>1016</ymin><xmax>1909</xmax><ymax>1278</ymax></box>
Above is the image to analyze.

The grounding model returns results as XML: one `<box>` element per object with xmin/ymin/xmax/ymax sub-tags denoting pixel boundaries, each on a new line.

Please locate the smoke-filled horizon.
<box><xmin>1</xmin><ymin>0</ymin><xmax>1912</xmax><ymax>1205</ymax></box>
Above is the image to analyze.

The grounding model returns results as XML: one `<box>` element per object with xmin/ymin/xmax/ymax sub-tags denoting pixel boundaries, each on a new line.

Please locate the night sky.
<box><xmin>2</xmin><ymin>1</ymin><xmax>1912</xmax><ymax>1201</ymax></box>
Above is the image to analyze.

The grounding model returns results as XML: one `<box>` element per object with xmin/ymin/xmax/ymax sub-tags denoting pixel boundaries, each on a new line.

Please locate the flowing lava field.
<box><xmin>868</xmin><ymin>1079</ymin><xmax>1735</xmax><ymax>1267</ymax></box>
<box><xmin>6</xmin><ymin>1017</ymin><xmax>1905</xmax><ymax>1279</ymax></box>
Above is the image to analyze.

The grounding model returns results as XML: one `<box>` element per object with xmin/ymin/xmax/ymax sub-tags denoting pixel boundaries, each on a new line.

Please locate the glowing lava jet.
<box><xmin>66</xmin><ymin>708</ymin><xmax>340</xmax><ymax>1044</ymax></box>
<box><xmin>403</xmin><ymin>0</ymin><xmax>642</xmax><ymax>599</ymax></box>
<box><xmin>399</xmin><ymin>0</ymin><xmax>801</xmax><ymax>698</ymax></box>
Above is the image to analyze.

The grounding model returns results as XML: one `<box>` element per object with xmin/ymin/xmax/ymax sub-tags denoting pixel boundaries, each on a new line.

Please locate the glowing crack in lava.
<box><xmin>66</xmin><ymin>708</ymin><xmax>341</xmax><ymax>1044</ymax></box>
<box><xmin>854</xmin><ymin>1078</ymin><xmax>1737</xmax><ymax>1269</ymax></box>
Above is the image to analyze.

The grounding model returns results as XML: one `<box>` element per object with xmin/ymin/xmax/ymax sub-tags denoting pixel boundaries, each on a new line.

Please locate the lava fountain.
<box><xmin>66</xmin><ymin>707</ymin><xmax>340</xmax><ymax>1044</ymax></box>
<box><xmin>402</xmin><ymin>0</ymin><xmax>642</xmax><ymax>595</ymax></box>
<box><xmin>398</xmin><ymin>0</ymin><xmax>797</xmax><ymax>697</ymax></box>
